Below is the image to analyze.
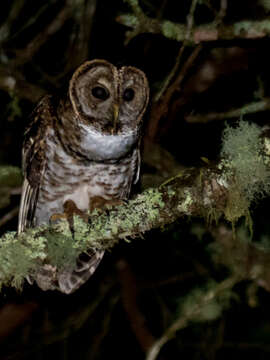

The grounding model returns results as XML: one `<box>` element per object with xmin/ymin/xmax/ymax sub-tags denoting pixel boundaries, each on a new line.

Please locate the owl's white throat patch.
<box><xmin>79</xmin><ymin>123</ymin><xmax>139</xmax><ymax>161</ymax></box>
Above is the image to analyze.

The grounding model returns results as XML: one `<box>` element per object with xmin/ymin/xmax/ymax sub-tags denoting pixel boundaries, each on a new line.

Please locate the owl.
<box><xmin>18</xmin><ymin>59</ymin><xmax>149</xmax><ymax>294</ymax></box>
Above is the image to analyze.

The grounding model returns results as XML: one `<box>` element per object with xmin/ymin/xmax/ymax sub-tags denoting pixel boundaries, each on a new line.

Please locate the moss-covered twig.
<box><xmin>0</xmin><ymin>0</ymin><xmax>25</xmax><ymax>44</ymax></box>
<box><xmin>146</xmin><ymin>275</ymin><xmax>239</xmax><ymax>360</ymax></box>
<box><xmin>0</xmin><ymin>121</ymin><xmax>270</xmax><ymax>291</ymax></box>
<box><xmin>13</xmin><ymin>4</ymin><xmax>71</xmax><ymax>65</ymax></box>
<box><xmin>118</xmin><ymin>1</ymin><xmax>270</xmax><ymax>44</ymax></box>
<box><xmin>154</xmin><ymin>0</ymin><xmax>199</xmax><ymax>102</ymax></box>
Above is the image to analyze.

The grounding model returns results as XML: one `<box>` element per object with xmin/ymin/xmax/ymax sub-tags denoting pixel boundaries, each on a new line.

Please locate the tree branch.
<box><xmin>13</xmin><ymin>4</ymin><xmax>71</xmax><ymax>65</ymax></box>
<box><xmin>185</xmin><ymin>99</ymin><xmax>270</xmax><ymax>123</ymax></box>
<box><xmin>0</xmin><ymin>65</ymin><xmax>46</xmax><ymax>102</ymax></box>
<box><xmin>118</xmin><ymin>1</ymin><xmax>270</xmax><ymax>44</ymax></box>
<box><xmin>146</xmin><ymin>275</ymin><xmax>239</xmax><ymax>360</ymax></box>
<box><xmin>0</xmin><ymin>121</ymin><xmax>270</xmax><ymax>293</ymax></box>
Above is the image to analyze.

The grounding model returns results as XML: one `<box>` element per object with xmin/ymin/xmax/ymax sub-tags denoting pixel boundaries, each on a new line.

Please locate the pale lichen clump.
<box><xmin>0</xmin><ymin>228</ymin><xmax>47</xmax><ymax>289</ymax></box>
<box><xmin>178</xmin><ymin>189</ymin><xmax>193</xmax><ymax>214</ymax></box>
<box><xmin>177</xmin><ymin>280</ymin><xmax>232</xmax><ymax>323</ymax></box>
<box><xmin>162</xmin><ymin>21</ymin><xmax>183</xmax><ymax>41</ymax></box>
<box><xmin>221</xmin><ymin>120</ymin><xmax>270</xmax><ymax>227</ymax></box>
<box><xmin>0</xmin><ymin>185</ymin><xmax>166</xmax><ymax>289</ymax></box>
<box><xmin>118</xmin><ymin>14</ymin><xmax>139</xmax><ymax>28</ymax></box>
<box><xmin>73</xmin><ymin>188</ymin><xmax>166</xmax><ymax>252</ymax></box>
<box><xmin>233</xmin><ymin>19</ymin><xmax>270</xmax><ymax>36</ymax></box>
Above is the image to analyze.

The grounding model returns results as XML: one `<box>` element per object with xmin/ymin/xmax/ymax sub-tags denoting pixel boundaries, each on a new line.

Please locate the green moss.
<box><xmin>124</xmin><ymin>0</ymin><xmax>139</xmax><ymax>7</ymax></box>
<box><xmin>46</xmin><ymin>232</ymin><xmax>78</xmax><ymax>270</ymax></box>
<box><xmin>263</xmin><ymin>137</ymin><xmax>270</xmax><ymax>160</ymax></box>
<box><xmin>0</xmin><ymin>166</ymin><xmax>22</xmax><ymax>187</ymax></box>
<box><xmin>221</xmin><ymin>120</ymin><xmax>270</xmax><ymax>201</ymax></box>
<box><xmin>178</xmin><ymin>189</ymin><xmax>193</xmax><ymax>213</ymax></box>
<box><xmin>162</xmin><ymin>20</ymin><xmax>184</xmax><ymax>41</ymax></box>
<box><xmin>259</xmin><ymin>0</ymin><xmax>270</xmax><ymax>11</ymax></box>
<box><xmin>234</xmin><ymin>19</ymin><xmax>270</xmax><ymax>35</ymax></box>
<box><xmin>0</xmin><ymin>185</ymin><xmax>166</xmax><ymax>290</ymax></box>
<box><xmin>72</xmin><ymin>188</ymin><xmax>165</xmax><ymax>252</ymax></box>
<box><xmin>221</xmin><ymin>120</ymin><xmax>270</xmax><ymax>228</ymax></box>
<box><xmin>7</xmin><ymin>93</ymin><xmax>22</xmax><ymax>121</ymax></box>
<box><xmin>0</xmin><ymin>229</ymin><xmax>47</xmax><ymax>289</ymax></box>
<box><xmin>118</xmin><ymin>14</ymin><xmax>139</xmax><ymax>27</ymax></box>
<box><xmin>178</xmin><ymin>280</ymin><xmax>232</xmax><ymax>323</ymax></box>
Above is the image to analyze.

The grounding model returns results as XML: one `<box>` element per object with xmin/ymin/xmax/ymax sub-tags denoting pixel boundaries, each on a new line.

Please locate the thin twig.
<box><xmin>146</xmin><ymin>276</ymin><xmax>239</xmax><ymax>360</ymax></box>
<box><xmin>154</xmin><ymin>0</ymin><xmax>199</xmax><ymax>102</ymax></box>
<box><xmin>14</xmin><ymin>4</ymin><xmax>71</xmax><ymax>65</ymax></box>
<box><xmin>63</xmin><ymin>0</ymin><xmax>97</xmax><ymax>73</ymax></box>
<box><xmin>9</xmin><ymin>187</ymin><xmax>22</xmax><ymax>196</ymax></box>
<box><xmin>0</xmin><ymin>0</ymin><xmax>25</xmax><ymax>44</ymax></box>
<box><xmin>215</xmin><ymin>0</ymin><xmax>227</xmax><ymax>26</ymax></box>
<box><xmin>117</xmin><ymin>259</ymin><xmax>156</xmax><ymax>352</ymax></box>
<box><xmin>0</xmin><ymin>206</ymin><xmax>19</xmax><ymax>228</ymax></box>
<box><xmin>117</xmin><ymin>10</ymin><xmax>270</xmax><ymax>43</ymax></box>
<box><xmin>148</xmin><ymin>44</ymin><xmax>202</xmax><ymax>139</ymax></box>
<box><xmin>185</xmin><ymin>99</ymin><xmax>270</xmax><ymax>123</ymax></box>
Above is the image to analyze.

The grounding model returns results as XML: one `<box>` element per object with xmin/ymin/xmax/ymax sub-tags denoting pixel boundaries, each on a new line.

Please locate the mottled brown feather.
<box><xmin>18</xmin><ymin>95</ymin><xmax>56</xmax><ymax>232</ymax></box>
<box><xmin>18</xmin><ymin>59</ymin><xmax>149</xmax><ymax>294</ymax></box>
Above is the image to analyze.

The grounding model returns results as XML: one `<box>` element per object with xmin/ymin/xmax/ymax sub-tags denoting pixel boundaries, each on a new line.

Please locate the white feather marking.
<box><xmin>18</xmin><ymin>179</ymin><xmax>32</xmax><ymax>233</ymax></box>
<box><xmin>79</xmin><ymin>123</ymin><xmax>139</xmax><ymax>161</ymax></box>
<box><xmin>62</xmin><ymin>184</ymin><xmax>89</xmax><ymax>211</ymax></box>
<box><xmin>134</xmin><ymin>149</ymin><xmax>141</xmax><ymax>184</ymax></box>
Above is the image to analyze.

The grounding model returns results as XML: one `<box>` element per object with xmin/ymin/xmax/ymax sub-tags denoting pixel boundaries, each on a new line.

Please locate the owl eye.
<box><xmin>91</xmin><ymin>86</ymin><xmax>110</xmax><ymax>100</ymax></box>
<box><xmin>123</xmin><ymin>88</ymin><xmax>135</xmax><ymax>102</ymax></box>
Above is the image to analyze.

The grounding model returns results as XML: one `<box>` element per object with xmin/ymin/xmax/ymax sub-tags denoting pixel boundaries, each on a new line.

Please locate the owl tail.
<box><xmin>58</xmin><ymin>250</ymin><xmax>105</xmax><ymax>294</ymax></box>
<box><xmin>33</xmin><ymin>250</ymin><xmax>104</xmax><ymax>294</ymax></box>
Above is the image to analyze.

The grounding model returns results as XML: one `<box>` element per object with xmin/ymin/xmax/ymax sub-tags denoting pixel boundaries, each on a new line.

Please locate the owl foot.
<box><xmin>89</xmin><ymin>196</ymin><xmax>124</xmax><ymax>213</ymax></box>
<box><xmin>50</xmin><ymin>199</ymin><xmax>89</xmax><ymax>226</ymax></box>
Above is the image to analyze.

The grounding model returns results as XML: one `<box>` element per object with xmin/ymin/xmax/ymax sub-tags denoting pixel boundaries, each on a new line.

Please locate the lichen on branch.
<box><xmin>0</xmin><ymin>121</ymin><xmax>270</xmax><ymax>291</ymax></box>
<box><xmin>118</xmin><ymin>0</ymin><xmax>270</xmax><ymax>44</ymax></box>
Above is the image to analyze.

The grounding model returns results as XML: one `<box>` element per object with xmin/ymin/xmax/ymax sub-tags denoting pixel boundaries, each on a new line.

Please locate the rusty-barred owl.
<box><xmin>18</xmin><ymin>59</ymin><xmax>149</xmax><ymax>294</ymax></box>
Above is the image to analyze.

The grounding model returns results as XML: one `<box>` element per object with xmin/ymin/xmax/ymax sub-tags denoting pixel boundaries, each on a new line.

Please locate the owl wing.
<box><xmin>121</xmin><ymin>145</ymin><xmax>141</xmax><ymax>200</ymax></box>
<box><xmin>18</xmin><ymin>95</ymin><xmax>54</xmax><ymax>233</ymax></box>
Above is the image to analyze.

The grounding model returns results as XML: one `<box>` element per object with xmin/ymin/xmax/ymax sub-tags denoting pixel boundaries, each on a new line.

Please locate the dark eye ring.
<box><xmin>123</xmin><ymin>88</ymin><xmax>135</xmax><ymax>102</ymax></box>
<box><xmin>91</xmin><ymin>86</ymin><xmax>110</xmax><ymax>101</ymax></box>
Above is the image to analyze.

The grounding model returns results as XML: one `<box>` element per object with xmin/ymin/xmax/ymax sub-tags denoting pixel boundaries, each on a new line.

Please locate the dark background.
<box><xmin>1</xmin><ymin>1</ymin><xmax>270</xmax><ymax>359</ymax></box>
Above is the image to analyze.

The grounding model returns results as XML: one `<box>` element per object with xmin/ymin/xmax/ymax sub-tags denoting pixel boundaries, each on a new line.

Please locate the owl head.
<box><xmin>69</xmin><ymin>59</ymin><xmax>149</xmax><ymax>135</ymax></box>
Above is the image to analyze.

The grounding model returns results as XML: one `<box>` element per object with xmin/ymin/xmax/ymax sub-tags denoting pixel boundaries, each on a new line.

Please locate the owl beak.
<box><xmin>112</xmin><ymin>104</ymin><xmax>119</xmax><ymax>134</ymax></box>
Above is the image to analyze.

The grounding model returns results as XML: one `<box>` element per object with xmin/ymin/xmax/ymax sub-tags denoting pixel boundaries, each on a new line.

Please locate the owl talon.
<box><xmin>49</xmin><ymin>200</ymin><xmax>90</xmax><ymax>226</ymax></box>
<box><xmin>49</xmin><ymin>213</ymin><xmax>68</xmax><ymax>225</ymax></box>
<box><xmin>90</xmin><ymin>196</ymin><xmax>124</xmax><ymax>213</ymax></box>
<box><xmin>63</xmin><ymin>199</ymin><xmax>90</xmax><ymax>223</ymax></box>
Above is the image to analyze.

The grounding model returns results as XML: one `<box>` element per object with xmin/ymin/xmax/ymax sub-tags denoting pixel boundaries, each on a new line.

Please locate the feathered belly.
<box><xmin>34</xmin><ymin>160</ymin><xmax>132</xmax><ymax>226</ymax></box>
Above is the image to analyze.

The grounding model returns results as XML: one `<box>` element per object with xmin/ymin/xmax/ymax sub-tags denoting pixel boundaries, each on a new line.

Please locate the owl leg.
<box><xmin>89</xmin><ymin>195</ymin><xmax>124</xmax><ymax>213</ymax></box>
<box><xmin>50</xmin><ymin>199</ymin><xmax>89</xmax><ymax>226</ymax></box>
<box><xmin>49</xmin><ymin>200</ymin><xmax>105</xmax><ymax>294</ymax></box>
<box><xmin>48</xmin><ymin>198</ymin><xmax>124</xmax><ymax>294</ymax></box>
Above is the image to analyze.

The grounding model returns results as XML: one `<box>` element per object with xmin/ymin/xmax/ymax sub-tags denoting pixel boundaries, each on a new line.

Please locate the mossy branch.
<box><xmin>185</xmin><ymin>99</ymin><xmax>270</xmax><ymax>123</ymax></box>
<box><xmin>1</xmin><ymin>121</ymin><xmax>270</xmax><ymax>291</ymax></box>
<box><xmin>146</xmin><ymin>275</ymin><xmax>240</xmax><ymax>360</ymax></box>
<box><xmin>118</xmin><ymin>0</ymin><xmax>270</xmax><ymax>44</ymax></box>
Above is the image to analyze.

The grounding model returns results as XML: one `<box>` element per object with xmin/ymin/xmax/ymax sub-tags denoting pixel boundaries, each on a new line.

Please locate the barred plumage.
<box><xmin>18</xmin><ymin>59</ymin><xmax>149</xmax><ymax>294</ymax></box>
